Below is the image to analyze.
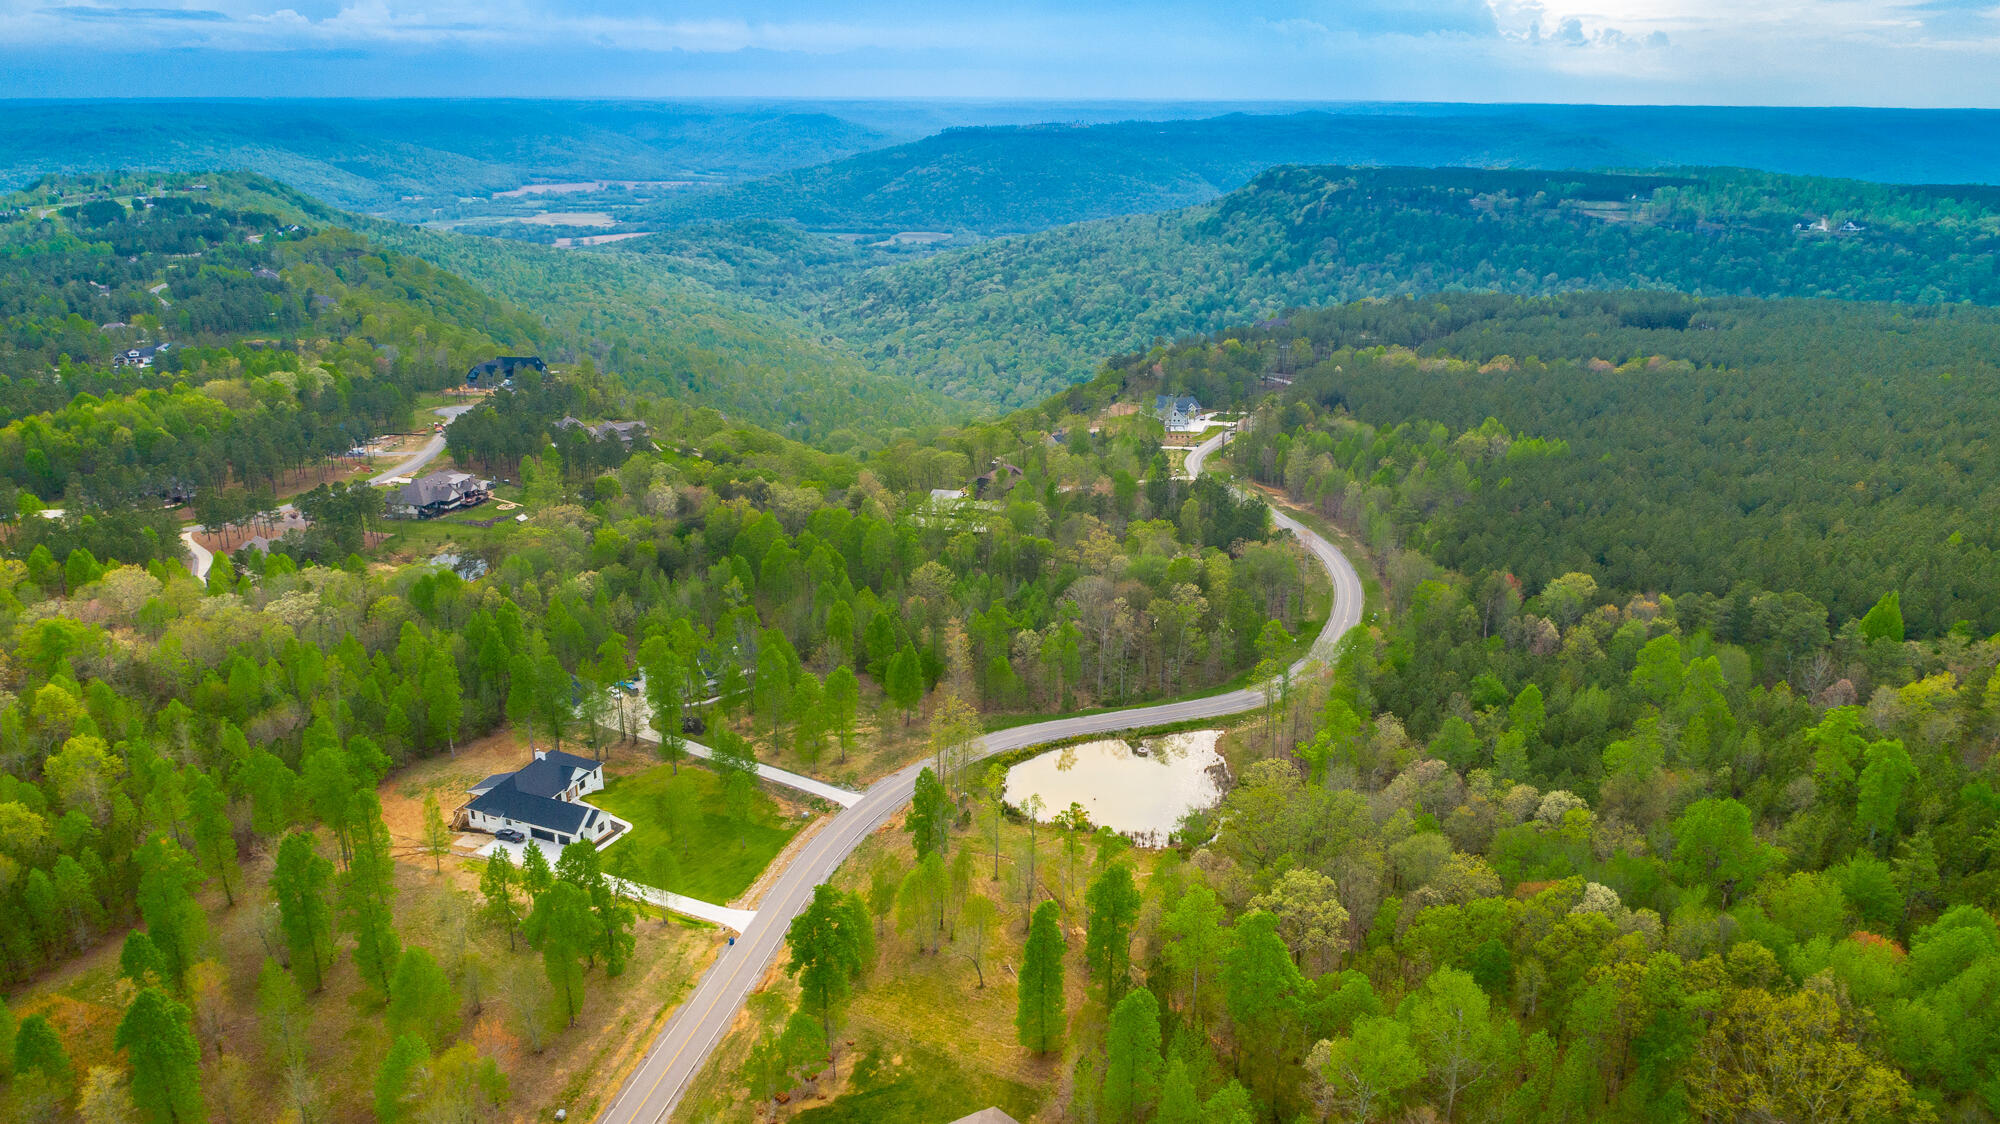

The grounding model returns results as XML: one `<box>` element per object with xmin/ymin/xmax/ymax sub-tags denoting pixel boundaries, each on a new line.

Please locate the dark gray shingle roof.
<box><xmin>466</xmin><ymin>777</ymin><xmax>590</xmax><ymax>835</ymax></box>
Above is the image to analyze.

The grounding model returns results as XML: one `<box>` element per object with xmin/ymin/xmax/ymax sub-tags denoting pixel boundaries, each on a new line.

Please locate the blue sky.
<box><xmin>4</xmin><ymin>0</ymin><xmax>1998</xmax><ymax>105</ymax></box>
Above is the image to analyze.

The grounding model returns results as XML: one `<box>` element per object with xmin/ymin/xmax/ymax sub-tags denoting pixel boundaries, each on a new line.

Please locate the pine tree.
<box><xmin>14</xmin><ymin>1012</ymin><xmax>73</xmax><ymax>1092</ymax></box>
<box><xmin>255</xmin><ymin>957</ymin><xmax>307</xmax><ymax>1068</ymax></box>
<box><xmin>134</xmin><ymin>834</ymin><xmax>207</xmax><ymax>992</ymax></box>
<box><xmin>340</xmin><ymin>795</ymin><xmax>402</xmax><ymax>997</ymax></box>
<box><xmin>374</xmin><ymin>1034</ymin><xmax>429</xmax><ymax>1124</ymax></box>
<box><xmin>0</xmin><ymin>995</ymin><xmax>15</xmax><ymax>1080</ymax></box>
<box><xmin>271</xmin><ymin>830</ymin><xmax>335</xmax><ymax>992</ymax></box>
<box><xmin>558</xmin><ymin>840</ymin><xmax>634</xmax><ymax>976</ymax></box>
<box><xmin>480</xmin><ymin>848</ymin><xmax>520</xmax><ymax>949</ymax></box>
<box><xmin>420</xmin><ymin>790</ymin><xmax>453</xmax><ymax>873</ymax></box>
<box><xmin>826</xmin><ymin>664</ymin><xmax>860</xmax><ymax>763</ymax></box>
<box><xmin>906</xmin><ymin>766</ymin><xmax>951</xmax><ymax>860</ymax></box>
<box><xmin>887</xmin><ymin>643</ymin><xmax>923</xmax><ymax>724</ymax></box>
<box><xmin>1224</xmin><ymin>910</ymin><xmax>1305</xmax><ymax>1106</ymax></box>
<box><xmin>525</xmin><ymin>880</ymin><xmax>596</xmax><ymax>1026</ymax></box>
<box><xmin>791</xmin><ymin>671</ymin><xmax>827</xmax><ymax>769</ymax></box>
<box><xmin>1158</xmin><ymin>1057</ymin><xmax>1201</xmax><ymax>1124</ymax></box>
<box><xmin>1016</xmin><ymin>900</ymin><xmax>1066</xmax><ymax>1054</ymax></box>
<box><xmin>116</xmin><ymin>988</ymin><xmax>205</xmax><ymax>1124</ymax></box>
<box><xmin>519</xmin><ymin>840</ymin><xmax>554</xmax><ymax>897</ymax></box>
<box><xmin>119</xmin><ymin>931</ymin><xmax>166</xmax><ymax>990</ymax></box>
<box><xmin>640</xmin><ymin>641</ymin><xmax>686</xmax><ymax>772</ymax></box>
<box><xmin>1102</xmin><ymin>987</ymin><xmax>1164</xmax><ymax>1124</ymax></box>
<box><xmin>387</xmin><ymin>947</ymin><xmax>455</xmax><ymax>1048</ymax></box>
<box><xmin>1086</xmin><ymin>863</ymin><xmax>1143</xmax><ymax>1005</ymax></box>
<box><xmin>51</xmin><ymin>853</ymin><xmax>105</xmax><ymax>950</ymax></box>
<box><xmin>185</xmin><ymin>773</ymin><xmax>239</xmax><ymax>907</ymax></box>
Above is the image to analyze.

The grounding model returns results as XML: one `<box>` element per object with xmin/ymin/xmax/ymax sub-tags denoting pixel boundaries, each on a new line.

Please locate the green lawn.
<box><xmin>377</xmin><ymin>515</ymin><xmax>514</xmax><ymax>559</ymax></box>
<box><xmin>592</xmin><ymin>762</ymin><xmax>800</xmax><ymax>905</ymax></box>
<box><xmin>791</xmin><ymin>1040</ymin><xmax>1044</xmax><ymax>1124</ymax></box>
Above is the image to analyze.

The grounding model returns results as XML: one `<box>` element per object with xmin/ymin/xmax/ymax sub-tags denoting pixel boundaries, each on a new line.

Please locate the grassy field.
<box><xmin>376</xmin><ymin>514</ymin><xmax>516</xmax><ymax>562</ymax></box>
<box><xmin>592</xmin><ymin>761</ymin><xmax>802</xmax><ymax>905</ymax></box>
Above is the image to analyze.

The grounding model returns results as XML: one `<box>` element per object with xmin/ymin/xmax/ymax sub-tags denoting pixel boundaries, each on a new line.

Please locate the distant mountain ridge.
<box><xmin>0</xmin><ymin>100</ymin><xmax>893</xmax><ymax>212</ymax></box>
<box><xmin>13</xmin><ymin>101</ymin><xmax>2000</xmax><ymax>238</ymax></box>
<box><xmin>620</xmin><ymin>162</ymin><xmax>2000</xmax><ymax>407</ymax></box>
<box><xmin>628</xmin><ymin>105</ymin><xmax>2000</xmax><ymax>235</ymax></box>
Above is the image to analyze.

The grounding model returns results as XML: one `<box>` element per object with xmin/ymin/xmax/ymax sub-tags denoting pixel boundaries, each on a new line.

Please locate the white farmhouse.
<box><xmin>461</xmin><ymin>749</ymin><xmax>619</xmax><ymax>847</ymax></box>
<box><xmin>1156</xmin><ymin>394</ymin><xmax>1203</xmax><ymax>433</ymax></box>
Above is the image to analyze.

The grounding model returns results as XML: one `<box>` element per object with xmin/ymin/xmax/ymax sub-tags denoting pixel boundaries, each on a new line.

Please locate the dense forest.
<box><xmin>678</xmin><ymin>322</ymin><xmax>2000</xmax><ymax>1124</ymax></box>
<box><xmin>0</xmin><ymin>344</ymin><xmax>1330</xmax><ymax>1118</ymax></box>
<box><xmin>619</xmin><ymin>110</ymin><xmax>2000</xmax><ymax>236</ymax></box>
<box><xmin>364</xmin><ymin>217</ymin><xmax>950</xmax><ymax>444</ymax></box>
<box><xmin>0</xmin><ymin>170</ymin><xmax>947</xmax><ymax>540</ymax></box>
<box><xmin>10</xmin><ymin>144</ymin><xmax>2000</xmax><ymax>1124</ymax></box>
<box><xmin>619</xmin><ymin>164</ymin><xmax>2000</xmax><ymax>408</ymax></box>
<box><xmin>0</xmin><ymin>102</ymin><xmax>892</xmax><ymax>217</ymax></box>
<box><xmin>1070</xmin><ymin>291</ymin><xmax>2000</xmax><ymax>636</ymax></box>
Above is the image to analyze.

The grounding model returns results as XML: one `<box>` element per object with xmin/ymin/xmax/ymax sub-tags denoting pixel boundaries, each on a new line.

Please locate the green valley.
<box><xmin>5</xmin><ymin>96</ymin><xmax>2000</xmax><ymax>1124</ymax></box>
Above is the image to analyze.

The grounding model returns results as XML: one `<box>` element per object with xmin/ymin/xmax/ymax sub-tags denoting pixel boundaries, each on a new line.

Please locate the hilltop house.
<box><xmin>461</xmin><ymin>749</ymin><xmax>622</xmax><ymax>847</ymax></box>
<box><xmin>113</xmin><ymin>342</ymin><xmax>173</xmax><ymax>369</ymax></box>
<box><xmin>973</xmin><ymin>460</ymin><xmax>1024</xmax><ymax>499</ymax></box>
<box><xmin>386</xmin><ymin>471</ymin><xmax>491</xmax><ymax>519</ymax></box>
<box><xmin>1156</xmin><ymin>394</ymin><xmax>1203</xmax><ymax>433</ymax></box>
<box><xmin>556</xmin><ymin>416</ymin><xmax>651</xmax><ymax>447</ymax></box>
<box><xmin>466</xmin><ymin>355</ymin><xmax>547</xmax><ymax>385</ymax></box>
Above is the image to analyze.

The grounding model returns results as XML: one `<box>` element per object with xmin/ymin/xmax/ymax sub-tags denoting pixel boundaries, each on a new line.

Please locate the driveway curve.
<box><xmin>369</xmin><ymin>403</ymin><xmax>474</xmax><ymax>485</ymax></box>
<box><xmin>181</xmin><ymin>404</ymin><xmax>472</xmax><ymax>580</ymax></box>
<box><xmin>597</xmin><ymin>427</ymin><xmax>1365</xmax><ymax>1124</ymax></box>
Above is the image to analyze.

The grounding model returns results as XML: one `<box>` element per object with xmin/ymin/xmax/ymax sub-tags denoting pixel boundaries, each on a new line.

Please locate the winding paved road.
<box><xmin>369</xmin><ymin>403</ymin><xmax>474</xmax><ymax>485</ymax></box>
<box><xmin>181</xmin><ymin>404</ymin><xmax>473</xmax><ymax>580</ymax></box>
<box><xmin>597</xmin><ymin>426</ymin><xmax>1366</xmax><ymax>1124</ymax></box>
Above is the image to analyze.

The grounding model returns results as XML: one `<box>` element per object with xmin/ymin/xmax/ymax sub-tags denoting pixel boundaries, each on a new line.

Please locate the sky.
<box><xmin>2</xmin><ymin>0</ymin><xmax>1998</xmax><ymax>106</ymax></box>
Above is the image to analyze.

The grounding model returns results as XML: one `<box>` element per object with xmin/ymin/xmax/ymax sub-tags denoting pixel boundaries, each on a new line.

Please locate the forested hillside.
<box><xmin>674</xmin><ymin>367</ymin><xmax>2000</xmax><ymax>1124</ymax></box>
<box><xmin>0</xmin><ymin>353</ymin><xmax>1334</xmax><ymax>1118</ymax></box>
<box><xmin>363</xmin><ymin>219</ymin><xmax>949</xmax><ymax>446</ymax></box>
<box><xmin>0</xmin><ymin>173</ymin><xmax>558</xmax><ymax>564</ymax></box>
<box><xmin>1067</xmin><ymin>291</ymin><xmax>2000</xmax><ymax>637</ymax></box>
<box><xmin>0</xmin><ymin>101</ymin><xmax>892</xmax><ymax>215</ymax></box>
<box><xmin>628</xmin><ymin>164</ymin><xmax>2000</xmax><ymax>407</ymax></box>
<box><xmin>627</xmin><ymin>106</ymin><xmax>2000</xmax><ymax>237</ymax></box>
<box><xmin>0</xmin><ymin>170</ymin><xmax>947</xmax><ymax>549</ymax></box>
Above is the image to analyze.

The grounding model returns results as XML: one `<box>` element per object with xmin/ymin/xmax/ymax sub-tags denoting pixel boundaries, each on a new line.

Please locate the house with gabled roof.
<box><xmin>1156</xmin><ymin>394</ymin><xmax>1203</xmax><ymax>433</ymax></box>
<box><xmin>386</xmin><ymin>470</ymin><xmax>491</xmax><ymax>519</ymax></box>
<box><xmin>461</xmin><ymin>748</ymin><xmax>622</xmax><ymax>848</ymax></box>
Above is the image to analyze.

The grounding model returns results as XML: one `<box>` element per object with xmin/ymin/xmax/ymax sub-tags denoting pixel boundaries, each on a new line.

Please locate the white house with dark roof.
<box><xmin>461</xmin><ymin>748</ymin><xmax>621</xmax><ymax>848</ymax></box>
<box><xmin>1156</xmin><ymin>394</ymin><xmax>1203</xmax><ymax>433</ymax></box>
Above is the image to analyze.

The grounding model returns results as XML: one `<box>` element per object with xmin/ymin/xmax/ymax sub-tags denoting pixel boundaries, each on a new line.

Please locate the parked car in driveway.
<box><xmin>494</xmin><ymin>828</ymin><xmax>525</xmax><ymax>844</ymax></box>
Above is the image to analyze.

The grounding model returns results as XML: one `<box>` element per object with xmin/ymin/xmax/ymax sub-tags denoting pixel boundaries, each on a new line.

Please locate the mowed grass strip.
<box><xmin>592</xmin><ymin>762</ymin><xmax>800</xmax><ymax>904</ymax></box>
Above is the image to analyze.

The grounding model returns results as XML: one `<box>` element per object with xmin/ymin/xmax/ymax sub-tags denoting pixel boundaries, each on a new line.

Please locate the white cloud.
<box><xmin>2</xmin><ymin>0</ymin><xmax>1998</xmax><ymax>102</ymax></box>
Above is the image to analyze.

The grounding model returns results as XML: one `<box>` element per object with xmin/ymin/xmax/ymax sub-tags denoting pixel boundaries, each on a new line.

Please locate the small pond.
<box><xmin>1003</xmin><ymin>730</ymin><xmax>1229</xmax><ymax>846</ymax></box>
<box><xmin>430</xmin><ymin>551</ymin><xmax>488</xmax><ymax>580</ymax></box>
